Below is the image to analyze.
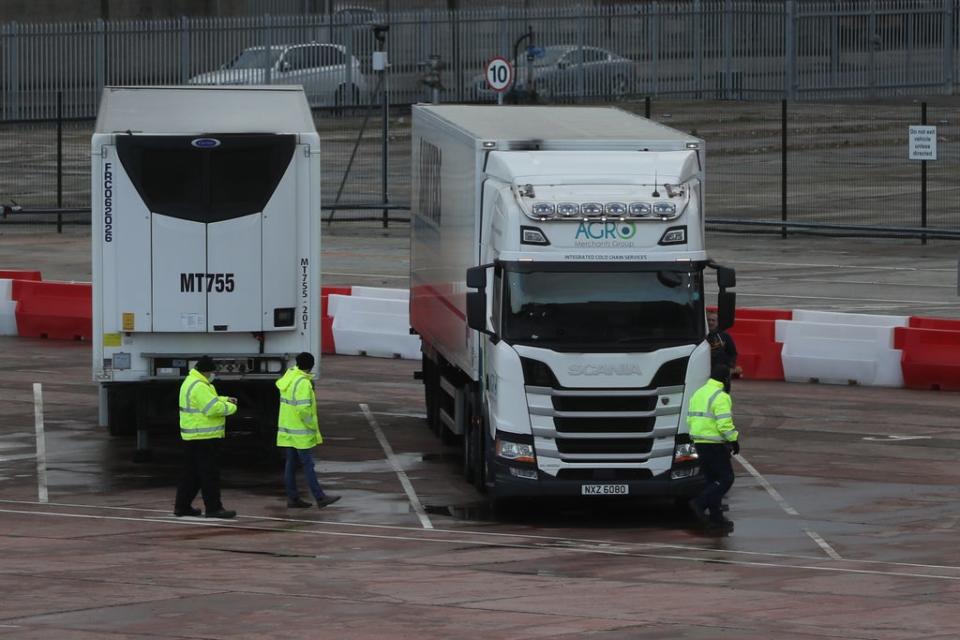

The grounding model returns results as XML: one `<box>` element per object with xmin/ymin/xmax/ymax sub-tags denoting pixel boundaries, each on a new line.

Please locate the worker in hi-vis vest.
<box><xmin>276</xmin><ymin>352</ymin><xmax>340</xmax><ymax>510</ymax></box>
<box><xmin>174</xmin><ymin>355</ymin><xmax>237</xmax><ymax>519</ymax></box>
<box><xmin>687</xmin><ymin>363</ymin><xmax>739</xmax><ymax>534</ymax></box>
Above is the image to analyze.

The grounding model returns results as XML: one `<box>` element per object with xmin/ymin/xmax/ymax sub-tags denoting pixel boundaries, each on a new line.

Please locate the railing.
<box><xmin>2</xmin><ymin>1</ymin><xmax>958</xmax><ymax>121</ymax></box>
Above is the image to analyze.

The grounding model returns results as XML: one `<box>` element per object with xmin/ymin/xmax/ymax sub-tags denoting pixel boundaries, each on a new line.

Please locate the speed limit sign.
<box><xmin>485</xmin><ymin>57</ymin><xmax>514</xmax><ymax>93</ymax></box>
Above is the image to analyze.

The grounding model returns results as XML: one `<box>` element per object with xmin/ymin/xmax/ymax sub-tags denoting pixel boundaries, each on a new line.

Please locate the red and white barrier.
<box><xmin>3</xmin><ymin>274</ymin><xmax>958</xmax><ymax>391</ymax></box>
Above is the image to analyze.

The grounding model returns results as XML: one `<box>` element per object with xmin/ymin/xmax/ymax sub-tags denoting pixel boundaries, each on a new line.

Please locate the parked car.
<box><xmin>189</xmin><ymin>43</ymin><xmax>369</xmax><ymax>108</ymax></box>
<box><xmin>474</xmin><ymin>45</ymin><xmax>637</xmax><ymax>103</ymax></box>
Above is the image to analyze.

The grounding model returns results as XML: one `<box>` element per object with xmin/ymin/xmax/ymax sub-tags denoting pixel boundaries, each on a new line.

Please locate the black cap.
<box><xmin>195</xmin><ymin>356</ymin><xmax>216</xmax><ymax>373</ymax></box>
<box><xmin>295</xmin><ymin>352</ymin><xmax>315</xmax><ymax>371</ymax></box>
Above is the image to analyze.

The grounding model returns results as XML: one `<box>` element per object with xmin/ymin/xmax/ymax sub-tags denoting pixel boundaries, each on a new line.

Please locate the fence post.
<box><xmin>95</xmin><ymin>18</ymin><xmax>106</xmax><ymax>113</ymax></box>
<box><xmin>921</xmin><ymin>101</ymin><xmax>927</xmax><ymax>245</ymax></box>
<box><xmin>693</xmin><ymin>0</ymin><xmax>702</xmax><ymax>99</ymax></box>
<box><xmin>576</xmin><ymin>5</ymin><xmax>585</xmax><ymax>101</ymax></box>
<box><xmin>723</xmin><ymin>0</ymin><xmax>732</xmax><ymax>100</ymax></box>
<box><xmin>784</xmin><ymin>0</ymin><xmax>796</xmax><ymax>101</ymax></box>
<box><xmin>944</xmin><ymin>0</ymin><xmax>955</xmax><ymax>95</ymax></box>
<box><xmin>3</xmin><ymin>22</ymin><xmax>20</xmax><ymax>120</ymax></box>
<box><xmin>57</xmin><ymin>91</ymin><xmax>63</xmax><ymax>233</ymax></box>
<box><xmin>781</xmin><ymin>99</ymin><xmax>788</xmax><ymax>239</ymax></box>
<box><xmin>867</xmin><ymin>0</ymin><xmax>877</xmax><ymax>98</ymax></box>
<box><xmin>179</xmin><ymin>16</ymin><xmax>190</xmax><ymax>84</ymax></box>
<box><xmin>645</xmin><ymin>95</ymin><xmax>651</xmax><ymax>119</ymax></box>
<box><xmin>650</xmin><ymin>1</ymin><xmax>660</xmax><ymax>97</ymax></box>
<box><xmin>263</xmin><ymin>14</ymin><xmax>273</xmax><ymax>86</ymax></box>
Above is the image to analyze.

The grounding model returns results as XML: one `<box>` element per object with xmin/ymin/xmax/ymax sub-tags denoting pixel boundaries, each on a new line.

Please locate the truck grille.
<box><xmin>522</xmin><ymin>356</ymin><xmax>687</xmax><ymax>464</ymax></box>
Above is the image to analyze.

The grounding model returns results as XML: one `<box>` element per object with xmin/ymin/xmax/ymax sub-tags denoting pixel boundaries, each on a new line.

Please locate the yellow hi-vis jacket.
<box><xmin>276</xmin><ymin>366</ymin><xmax>321</xmax><ymax>449</ymax></box>
<box><xmin>178</xmin><ymin>369</ymin><xmax>236</xmax><ymax>440</ymax></box>
<box><xmin>687</xmin><ymin>378</ymin><xmax>739</xmax><ymax>444</ymax></box>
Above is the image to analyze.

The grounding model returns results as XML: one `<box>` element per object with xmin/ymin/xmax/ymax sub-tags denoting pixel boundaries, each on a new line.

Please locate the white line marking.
<box><xmin>862</xmin><ymin>435</ymin><xmax>932</xmax><ymax>442</ymax></box>
<box><xmin>360</xmin><ymin>403</ymin><xmax>433</xmax><ymax>530</ymax></box>
<box><xmin>805</xmin><ymin>528</ymin><xmax>843</xmax><ymax>561</ymax></box>
<box><xmin>4</xmin><ymin>506</ymin><xmax>959</xmax><ymax>581</ymax></box>
<box><xmin>736</xmin><ymin>455</ymin><xmax>842</xmax><ymax>560</ymax></box>
<box><xmin>33</xmin><ymin>383</ymin><xmax>48</xmax><ymax>504</ymax></box>
<box><xmin>735</xmin><ymin>454</ymin><xmax>799</xmax><ymax>516</ymax></box>
<box><xmin>6</xmin><ymin>500</ymin><xmax>958</xmax><ymax>572</ymax></box>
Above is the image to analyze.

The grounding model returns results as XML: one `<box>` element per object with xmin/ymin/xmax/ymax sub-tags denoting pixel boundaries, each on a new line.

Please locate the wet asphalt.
<box><xmin>1</xmin><ymin>225</ymin><xmax>959</xmax><ymax>638</ymax></box>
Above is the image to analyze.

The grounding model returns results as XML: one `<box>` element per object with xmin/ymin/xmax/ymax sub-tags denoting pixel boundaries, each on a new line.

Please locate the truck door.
<box><xmin>116</xmin><ymin>134</ymin><xmax>297</xmax><ymax>333</ymax></box>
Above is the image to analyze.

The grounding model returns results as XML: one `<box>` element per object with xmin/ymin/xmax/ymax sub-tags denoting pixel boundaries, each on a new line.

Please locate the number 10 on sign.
<box><xmin>485</xmin><ymin>57</ymin><xmax>514</xmax><ymax>97</ymax></box>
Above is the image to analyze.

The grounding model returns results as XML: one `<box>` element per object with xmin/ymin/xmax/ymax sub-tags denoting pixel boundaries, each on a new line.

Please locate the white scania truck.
<box><xmin>91</xmin><ymin>86</ymin><xmax>321</xmax><ymax>446</ymax></box>
<box><xmin>410</xmin><ymin>105</ymin><xmax>735</xmax><ymax>500</ymax></box>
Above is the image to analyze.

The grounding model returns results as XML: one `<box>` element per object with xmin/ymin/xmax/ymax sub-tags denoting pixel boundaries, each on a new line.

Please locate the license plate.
<box><xmin>581</xmin><ymin>484</ymin><xmax>629</xmax><ymax>496</ymax></box>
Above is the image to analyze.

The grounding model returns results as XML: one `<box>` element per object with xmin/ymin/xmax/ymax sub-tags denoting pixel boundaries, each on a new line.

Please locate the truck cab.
<box><xmin>411</xmin><ymin>105</ymin><xmax>735</xmax><ymax>500</ymax></box>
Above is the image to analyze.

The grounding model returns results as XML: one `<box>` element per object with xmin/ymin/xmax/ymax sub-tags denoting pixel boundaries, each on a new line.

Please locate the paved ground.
<box><xmin>1</xmin><ymin>226</ymin><xmax>959</xmax><ymax>639</ymax></box>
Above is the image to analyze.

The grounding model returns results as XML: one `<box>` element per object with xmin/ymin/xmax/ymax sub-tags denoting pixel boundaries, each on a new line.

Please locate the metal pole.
<box><xmin>381</xmin><ymin>41</ymin><xmax>389</xmax><ymax>228</ymax></box>
<box><xmin>57</xmin><ymin>91</ymin><xmax>63</xmax><ymax>233</ymax></box>
<box><xmin>644</xmin><ymin>95</ymin><xmax>651</xmax><ymax>119</ymax></box>
<box><xmin>781</xmin><ymin>98</ymin><xmax>787</xmax><ymax>239</ymax></box>
<box><xmin>921</xmin><ymin>101</ymin><xmax>927</xmax><ymax>245</ymax></box>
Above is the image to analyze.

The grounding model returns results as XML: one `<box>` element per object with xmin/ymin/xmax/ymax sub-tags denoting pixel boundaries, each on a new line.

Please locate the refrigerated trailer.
<box><xmin>410</xmin><ymin>105</ymin><xmax>736</xmax><ymax>500</ymax></box>
<box><xmin>92</xmin><ymin>86</ymin><xmax>321</xmax><ymax>445</ymax></box>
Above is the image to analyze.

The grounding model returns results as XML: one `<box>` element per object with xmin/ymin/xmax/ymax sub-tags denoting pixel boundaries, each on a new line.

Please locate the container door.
<box><xmin>116</xmin><ymin>134</ymin><xmax>296</xmax><ymax>333</ymax></box>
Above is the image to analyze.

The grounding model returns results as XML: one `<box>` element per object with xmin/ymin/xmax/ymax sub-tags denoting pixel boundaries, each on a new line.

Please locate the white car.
<box><xmin>189</xmin><ymin>43</ymin><xmax>368</xmax><ymax>108</ymax></box>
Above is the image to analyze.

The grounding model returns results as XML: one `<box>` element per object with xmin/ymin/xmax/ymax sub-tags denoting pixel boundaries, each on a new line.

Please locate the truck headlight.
<box><xmin>497</xmin><ymin>438</ymin><xmax>536</xmax><ymax>464</ymax></box>
<box><xmin>658</xmin><ymin>225</ymin><xmax>687</xmax><ymax>245</ymax></box>
<box><xmin>673</xmin><ymin>442</ymin><xmax>698</xmax><ymax>464</ymax></box>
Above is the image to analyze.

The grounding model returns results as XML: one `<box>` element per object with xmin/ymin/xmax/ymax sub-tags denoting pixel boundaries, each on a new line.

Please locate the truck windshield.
<box><xmin>500</xmin><ymin>264</ymin><xmax>703</xmax><ymax>350</ymax></box>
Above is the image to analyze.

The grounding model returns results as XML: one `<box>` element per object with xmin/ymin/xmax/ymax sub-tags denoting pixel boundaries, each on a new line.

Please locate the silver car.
<box><xmin>475</xmin><ymin>45</ymin><xmax>637</xmax><ymax>103</ymax></box>
<box><xmin>189</xmin><ymin>43</ymin><xmax>369</xmax><ymax>108</ymax></box>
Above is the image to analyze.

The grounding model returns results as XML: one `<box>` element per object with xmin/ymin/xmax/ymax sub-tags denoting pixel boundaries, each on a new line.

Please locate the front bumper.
<box><xmin>490</xmin><ymin>458</ymin><xmax>705</xmax><ymax>498</ymax></box>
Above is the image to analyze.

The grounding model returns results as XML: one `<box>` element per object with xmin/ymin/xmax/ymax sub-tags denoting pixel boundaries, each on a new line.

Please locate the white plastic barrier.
<box><xmin>775</xmin><ymin>319</ymin><xmax>903</xmax><ymax>386</ymax></box>
<box><xmin>793</xmin><ymin>309</ymin><xmax>908</xmax><ymax>328</ymax></box>
<box><xmin>328</xmin><ymin>291</ymin><xmax>420</xmax><ymax>360</ymax></box>
<box><xmin>331</xmin><ymin>311</ymin><xmax>420</xmax><ymax>359</ymax></box>
<box><xmin>327</xmin><ymin>294</ymin><xmax>407</xmax><ymax>319</ymax></box>
<box><xmin>0</xmin><ymin>280</ymin><xmax>16</xmax><ymax>336</ymax></box>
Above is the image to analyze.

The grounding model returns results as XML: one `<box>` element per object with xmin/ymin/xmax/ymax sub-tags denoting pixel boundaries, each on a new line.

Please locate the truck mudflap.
<box><xmin>489</xmin><ymin>458</ymin><xmax>705</xmax><ymax>499</ymax></box>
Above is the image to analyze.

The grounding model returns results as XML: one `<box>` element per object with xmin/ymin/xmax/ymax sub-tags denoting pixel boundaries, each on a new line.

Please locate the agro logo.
<box><xmin>191</xmin><ymin>138</ymin><xmax>221</xmax><ymax>149</ymax></box>
<box><xmin>574</xmin><ymin>221</ymin><xmax>637</xmax><ymax>240</ymax></box>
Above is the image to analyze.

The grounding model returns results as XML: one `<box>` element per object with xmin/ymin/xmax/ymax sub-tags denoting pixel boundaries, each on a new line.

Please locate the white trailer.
<box><xmin>410</xmin><ymin>105</ymin><xmax>736</xmax><ymax>499</ymax></box>
<box><xmin>91</xmin><ymin>86</ymin><xmax>321</xmax><ymax>447</ymax></box>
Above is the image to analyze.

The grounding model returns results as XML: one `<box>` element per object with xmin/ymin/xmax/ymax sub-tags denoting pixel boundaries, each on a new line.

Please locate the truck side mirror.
<box><xmin>716</xmin><ymin>266</ymin><xmax>736</xmax><ymax>289</ymax></box>
<box><xmin>466</xmin><ymin>265</ymin><xmax>487</xmax><ymax>289</ymax></box>
<box><xmin>466</xmin><ymin>291</ymin><xmax>488</xmax><ymax>333</ymax></box>
<box><xmin>717</xmin><ymin>291</ymin><xmax>736</xmax><ymax>332</ymax></box>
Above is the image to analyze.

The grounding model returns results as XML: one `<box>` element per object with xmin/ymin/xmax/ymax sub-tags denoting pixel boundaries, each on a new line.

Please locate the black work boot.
<box><xmin>316</xmin><ymin>495</ymin><xmax>341</xmax><ymax>509</ymax></box>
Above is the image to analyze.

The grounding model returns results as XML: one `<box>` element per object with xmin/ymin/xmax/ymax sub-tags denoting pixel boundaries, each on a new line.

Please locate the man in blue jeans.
<box><xmin>276</xmin><ymin>352</ymin><xmax>341</xmax><ymax>509</ymax></box>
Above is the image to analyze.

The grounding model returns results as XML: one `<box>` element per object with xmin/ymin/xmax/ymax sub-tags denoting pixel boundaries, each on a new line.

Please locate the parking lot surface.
<box><xmin>1</xmin><ymin>225</ymin><xmax>959</xmax><ymax>639</ymax></box>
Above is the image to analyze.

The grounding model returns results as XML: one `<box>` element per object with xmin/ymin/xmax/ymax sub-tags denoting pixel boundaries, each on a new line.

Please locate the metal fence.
<box><xmin>3</xmin><ymin>98</ymin><xmax>957</xmax><ymax>238</ymax></box>
<box><xmin>2</xmin><ymin>1</ymin><xmax>959</xmax><ymax>121</ymax></box>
